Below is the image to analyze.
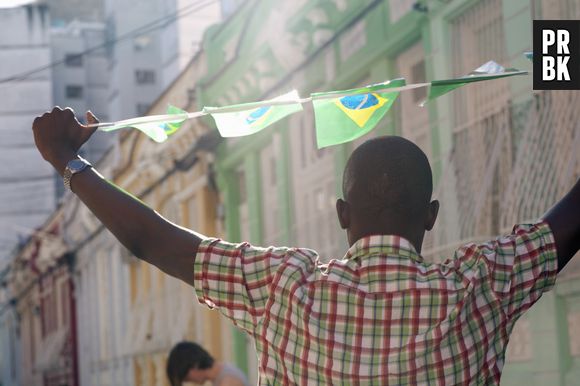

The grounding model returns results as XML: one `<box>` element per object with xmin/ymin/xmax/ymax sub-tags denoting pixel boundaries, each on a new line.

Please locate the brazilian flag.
<box><xmin>204</xmin><ymin>90</ymin><xmax>303</xmax><ymax>138</ymax></box>
<box><xmin>161</xmin><ymin>105</ymin><xmax>187</xmax><ymax>135</ymax></box>
<box><xmin>99</xmin><ymin>104</ymin><xmax>188</xmax><ymax>143</ymax></box>
<box><xmin>312</xmin><ymin>79</ymin><xmax>405</xmax><ymax>148</ymax></box>
<box><xmin>130</xmin><ymin>105</ymin><xmax>187</xmax><ymax>142</ymax></box>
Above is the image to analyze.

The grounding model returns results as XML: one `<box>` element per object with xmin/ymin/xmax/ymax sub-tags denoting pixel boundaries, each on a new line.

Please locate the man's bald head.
<box><xmin>337</xmin><ymin>136</ymin><xmax>438</xmax><ymax>250</ymax></box>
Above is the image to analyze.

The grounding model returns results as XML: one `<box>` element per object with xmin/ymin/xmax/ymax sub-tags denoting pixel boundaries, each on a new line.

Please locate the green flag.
<box><xmin>130</xmin><ymin>104</ymin><xmax>187</xmax><ymax>142</ymax></box>
<box><xmin>204</xmin><ymin>90</ymin><xmax>303</xmax><ymax>137</ymax></box>
<box><xmin>312</xmin><ymin>79</ymin><xmax>405</xmax><ymax>148</ymax></box>
<box><xmin>99</xmin><ymin>104</ymin><xmax>188</xmax><ymax>142</ymax></box>
<box><xmin>425</xmin><ymin>61</ymin><xmax>527</xmax><ymax>104</ymax></box>
<box><xmin>162</xmin><ymin>105</ymin><xmax>188</xmax><ymax>135</ymax></box>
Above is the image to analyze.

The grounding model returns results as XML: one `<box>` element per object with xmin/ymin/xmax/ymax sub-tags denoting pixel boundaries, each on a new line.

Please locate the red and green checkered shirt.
<box><xmin>193</xmin><ymin>221</ymin><xmax>558</xmax><ymax>385</ymax></box>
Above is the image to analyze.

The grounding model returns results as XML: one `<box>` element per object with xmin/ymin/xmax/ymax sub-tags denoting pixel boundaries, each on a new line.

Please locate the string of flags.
<box><xmin>95</xmin><ymin>60</ymin><xmax>528</xmax><ymax>148</ymax></box>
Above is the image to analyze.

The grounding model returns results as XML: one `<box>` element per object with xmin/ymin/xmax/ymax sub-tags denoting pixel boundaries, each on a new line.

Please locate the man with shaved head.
<box><xmin>33</xmin><ymin>108</ymin><xmax>579</xmax><ymax>385</ymax></box>
<box><xmin>338</xmin><ymin>136</ymin><xmax>438</xmax><ymax>250</ymax></box>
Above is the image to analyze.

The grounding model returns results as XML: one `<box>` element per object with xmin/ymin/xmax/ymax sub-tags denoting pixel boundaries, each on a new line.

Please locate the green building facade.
<box><xmin>194</xmin><ymin>1</ymin><xmax>580</xmax><ymax>384</ymax></box>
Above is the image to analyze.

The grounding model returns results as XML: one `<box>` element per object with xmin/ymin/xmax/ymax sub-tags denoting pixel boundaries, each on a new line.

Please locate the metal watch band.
<box><xmin>63</xmin><ymin>156</ymin><xmax>92</xmax><ymax>191</ymax></box>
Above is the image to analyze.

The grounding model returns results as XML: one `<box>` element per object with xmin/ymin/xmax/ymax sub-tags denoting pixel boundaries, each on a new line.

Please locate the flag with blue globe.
<box><xmin>312</xmin><ymin>79</ymin><xmax>405</xmax><ymax>148</ymax></box>
<box><xmin>205</xmin><ymin>90</ymin><xmax>303</xmax><ymax>137</ymax></box>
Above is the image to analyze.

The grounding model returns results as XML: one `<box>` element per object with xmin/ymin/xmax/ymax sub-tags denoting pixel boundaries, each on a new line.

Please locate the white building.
<box><xmin>103</xmin><ymin>0</ymin><xmax>221</xmax><ymax>121</ymax></box>
<box><xmin>46</xmin><ymin>0</ymin><xmax>104</xmax><ymax>25</ymax></box>
<box><xmin>0</xmin><ymin>2</ymin><xmax>54</xmax><ymax>268</ymax></box>
<box><xmin>0</xmin><ymin>2</ymin><xmax>54</xmax><ymax>384</ymax></box>
<box><xmin>50</xmin><ymin>19</ymin><xmax>112</xmax><ymax>186</ymax></box>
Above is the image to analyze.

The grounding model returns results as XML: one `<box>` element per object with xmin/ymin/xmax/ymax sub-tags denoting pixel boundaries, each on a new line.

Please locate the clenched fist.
<box><xmin>32</xmin><ymin>107</ymin><xmax>99</xmax><ymax>174</ymax></box>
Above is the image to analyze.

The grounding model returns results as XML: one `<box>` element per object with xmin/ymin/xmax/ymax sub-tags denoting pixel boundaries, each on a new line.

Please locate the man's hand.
<box><xmin>32</xmin><ymin>107</ymin><xmax>98</xmax><ymax>173</ymax></box>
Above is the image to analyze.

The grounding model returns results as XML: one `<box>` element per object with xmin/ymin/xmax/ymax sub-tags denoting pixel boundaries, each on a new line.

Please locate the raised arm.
<box><xmin>32</xmin><ymin>107</ymin><xmax>202</xmax><ymax>285</ymax></box>
<box><xmin>543</xmin><ymin>177</ymin><xmax>580</xmax><ymax>273</ymax></box>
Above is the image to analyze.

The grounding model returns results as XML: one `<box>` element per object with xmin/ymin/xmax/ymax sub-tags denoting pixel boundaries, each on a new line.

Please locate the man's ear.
<box><xmin>336</xmin><ymin>198</ymin><xmax>350</xmax><ymax>229</ymax></box>
<box><xmin>425</xmin><ymin>199</ymin><xmax>439</xmax><ymax>231</ymax></box>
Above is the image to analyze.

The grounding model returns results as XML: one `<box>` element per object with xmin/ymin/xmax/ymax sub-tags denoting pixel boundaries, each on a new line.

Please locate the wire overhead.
<box><xmin>0</xmin><ymin>0</ymin><xmax>217</xmax><ymax>84</ymax></box>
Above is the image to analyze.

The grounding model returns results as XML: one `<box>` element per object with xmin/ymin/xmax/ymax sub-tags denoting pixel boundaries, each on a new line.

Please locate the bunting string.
<box><xmin>88</xmin><ymin>60</ymin><xmax>529</xmax><ymax>148</ymax></box>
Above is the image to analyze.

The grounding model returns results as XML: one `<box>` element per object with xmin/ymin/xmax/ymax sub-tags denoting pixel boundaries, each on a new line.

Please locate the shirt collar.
<box><xmin>343</xmin><ymin>235</ymin><xmax>423</xmax><ymax>263</ymax></box>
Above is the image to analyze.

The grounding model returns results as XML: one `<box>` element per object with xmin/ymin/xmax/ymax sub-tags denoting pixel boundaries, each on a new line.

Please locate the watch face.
<box><xmin>69</xmin><ymin>159</ymin><xmax>88</xmax><ymax>172</ymax></box>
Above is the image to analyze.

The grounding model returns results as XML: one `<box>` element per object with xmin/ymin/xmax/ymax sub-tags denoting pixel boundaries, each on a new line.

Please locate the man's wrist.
<box><xmin>51</xmin><ymin>152</ymin><xmax>78</xmax><ymax>176</ymax></box>
<box><xmin>63</xmin><ymin>156</ymin><xmax>92</xmax><ymax>192</ymax></box>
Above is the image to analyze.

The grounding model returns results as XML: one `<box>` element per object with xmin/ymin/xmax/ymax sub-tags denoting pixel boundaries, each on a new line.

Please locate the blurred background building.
<box><xmin>50</xmin><ymin>19</ymin><xmax>110</xmax><ymax>188</ymax></box>
<box><xmin>46</xmin><ymin>0</ymin><xmax>104</xmax><ymax>24</ymax></box>
<box><xmin>1</xmin><ymin>0</ymin><xmax>579</xmax><ymax>385</ymax></box>
<box><xmin>103</xmin><ymin>0</ymin><xmax>221</xmax><ymax>121</ymax></box>
<box><xmin>0</xmin><ymin>0</ymin><xmax>223</xmax><ymax>385</ymax></box>
<box><xmin>0</xmin><ymin>1</ymin><xmax>54</xmax><ymax>275</ymax></box>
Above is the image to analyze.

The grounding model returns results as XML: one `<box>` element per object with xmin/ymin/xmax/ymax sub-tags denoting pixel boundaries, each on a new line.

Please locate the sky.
<box><xmin>0</xmin><ymin>0</ymin><xmax>36</xmax><ymax>8</ymax></box>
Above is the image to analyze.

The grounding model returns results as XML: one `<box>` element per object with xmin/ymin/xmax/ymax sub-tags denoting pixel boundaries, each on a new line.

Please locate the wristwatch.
<box><xmin>63</xmin><ymin>156</ymin><xmax>92</xmax><ymax>191</ymax></box>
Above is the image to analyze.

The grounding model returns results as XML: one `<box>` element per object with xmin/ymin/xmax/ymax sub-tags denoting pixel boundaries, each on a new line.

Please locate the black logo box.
<box><xmin>534</xmin><ymin>20</ymin><xmax>580</xmax><ymax>90</ymax></box>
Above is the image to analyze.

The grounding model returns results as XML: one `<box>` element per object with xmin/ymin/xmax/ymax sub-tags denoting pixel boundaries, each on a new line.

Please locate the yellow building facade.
<box><xmin>111</xmin><ymin>51</ymin><xmax>233</xmax><ymax>385</ymax></box>
<box><xmin>62</xmin><ymin>47</ymin><xmax>236</xmax><ymax>386</ymax></box>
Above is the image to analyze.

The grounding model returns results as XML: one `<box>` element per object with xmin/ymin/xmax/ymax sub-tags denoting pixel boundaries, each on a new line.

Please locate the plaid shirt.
<box><xmin>193</xmin><ymin>221</ymin><xmax>558</xmax><ymax>385</ymax></box>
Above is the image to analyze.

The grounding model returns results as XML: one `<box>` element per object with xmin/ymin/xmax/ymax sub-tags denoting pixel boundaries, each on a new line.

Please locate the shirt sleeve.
<box><xmin>470</xmin><ymin>220</ymin><xmax>558</xmax><ymax>320</ymax></box>
<box><xmin>193</xmin><ymin>237</ymin><xmax>294</xmax><ymax>333</ymax></box>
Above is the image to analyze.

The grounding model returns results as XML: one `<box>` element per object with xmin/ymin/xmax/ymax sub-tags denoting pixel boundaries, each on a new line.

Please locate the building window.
<box><xmin>135</xmin><ymin>69</ymin><xmax>156</xmax><ymax>84</ymax></box>
<box><xmin>65</xmin><ymin>85</ymin><xmax>83</xmax><ymax>99</ymax></box>
<box><xmin>133</xmin><ymin>35</ymin><xmax>152</xmax><ymax>51</ymax></box>
<box><xmin>136</xmin><ymin>103</ymin><xmax>150</xmax><ymax>116</ymax></box>
<box><xmin>64</xmin><ymin>53</ymin><xmax>83</xmax><ymax>67</ymax></box>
